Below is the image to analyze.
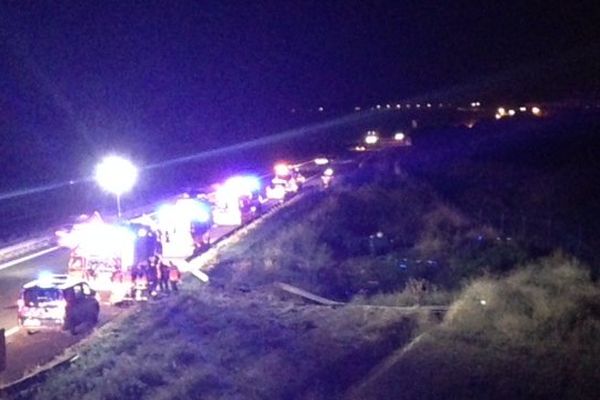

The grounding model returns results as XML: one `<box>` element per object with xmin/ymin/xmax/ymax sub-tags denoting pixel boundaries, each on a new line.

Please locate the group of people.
<box><xmin>131</xmin><ymin>255</ymin><xmax>181</xmax><ymax>298</ymax></box>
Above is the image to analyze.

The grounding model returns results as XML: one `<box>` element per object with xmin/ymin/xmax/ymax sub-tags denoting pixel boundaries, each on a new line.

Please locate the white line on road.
<box><xmin>0</xmin><ymin>246</ymin><xmax>61</xmax><ymax>272</ymax></box>
<box><xmin>4</xmin><ymin>326</ymin><xmax>20</xmax><ymax>337</ymax></box>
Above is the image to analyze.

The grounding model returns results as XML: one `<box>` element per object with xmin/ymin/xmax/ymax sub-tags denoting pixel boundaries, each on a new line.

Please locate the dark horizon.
<box><xmin>1</xmin><ymin>1</ymin><xmax>599</xmax><ymax>193</ymax></box>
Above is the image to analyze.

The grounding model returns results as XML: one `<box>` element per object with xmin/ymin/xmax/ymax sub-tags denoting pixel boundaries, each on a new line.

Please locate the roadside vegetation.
<box><xmin>350</xmin><ymin>253</ymin><xmax>600</xmax><ymax>399</ymax></box>
<box><xmin>398</xmin><ymin>113</ymin><xmax>600</xmax><ymax>271</ymax></box>
<box><xmin>211</xmin><ymin>155</ymin><xmax>530</xmax><ymax>306</ymax></box>
<box><xmin>11</xmin><ymin>281</ymin><xmax>421</xmax><ymax>400</ymax></box>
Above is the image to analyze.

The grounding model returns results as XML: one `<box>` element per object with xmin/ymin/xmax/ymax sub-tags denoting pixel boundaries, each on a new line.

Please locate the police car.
<box><xmin>17</xmin><ymin>273</ymin><xmax>100</xmax><ymax>334</ymax></box>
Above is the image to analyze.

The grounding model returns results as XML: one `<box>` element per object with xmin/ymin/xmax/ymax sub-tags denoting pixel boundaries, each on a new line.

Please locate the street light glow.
<box><xmin>95</xmin><ymin>156</ymin><xmax>138</xmax><ymax>196</ymax></box>
<box><xmin>95</xmin><ymin>156</ymin><xmax>138</xmax><ymax>217</ymax></box>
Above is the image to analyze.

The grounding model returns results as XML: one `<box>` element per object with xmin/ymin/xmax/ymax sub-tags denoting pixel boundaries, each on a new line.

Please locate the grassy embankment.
<box><xmin>210</xmin><ymin>158</ymin><xmax>528</xmax><ymax>306</ymax></box>
<box><xmin>349</xmin><ymin>253</ymin><xmax>600</xmax><ymax>399</ymax></box>
<box><xmin>13</xmin><ymin>284</ymin><xmax>420</xmax><ymax>400</ymax></box>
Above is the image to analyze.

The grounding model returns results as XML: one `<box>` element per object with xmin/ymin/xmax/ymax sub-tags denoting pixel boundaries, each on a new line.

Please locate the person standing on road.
<box><xmin>168</xmin><ymin>262</ymin><xmax>181</xmax><ymax>292</ymax></box>
<box><xmin>159</xmin><ymin>257</ymin><xmax>170</xmax><ymax>293</ymax></box>
<box><xmin>146</xmin><ymin>257</ymin><xmax>159</xmax><ymax>296</ymax></box>
<box><xmin>130</xmin><ymin>263</ymin><xmax>141</xmax><ymax>299</ymax></box>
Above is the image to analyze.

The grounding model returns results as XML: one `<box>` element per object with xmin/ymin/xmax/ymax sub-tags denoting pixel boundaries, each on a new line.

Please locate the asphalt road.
<box><xmin>0</xmin><ymin>248</ymin><xmax>71</xmax><ymax>332</ymax></box>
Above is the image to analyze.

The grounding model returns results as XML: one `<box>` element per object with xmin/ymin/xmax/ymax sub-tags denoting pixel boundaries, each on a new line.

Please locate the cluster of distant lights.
<box><xmin>495</xmin><ymin>106</ymin><xmax>542</xmax><ymax>120</ymax></box>
<box><xmin>372</xmin><ymin>103</ymin><xmax>438</xmax><ymax>111</ymax></box>
<box><xmin>291</xmin><ymin>102</ymin><xmax>454</xmax><ymax>114</ymax></box>
<box><xmin>291</xmin><ymin>101</ymin><xmax>550</xmax><ymax>116</ymax></box>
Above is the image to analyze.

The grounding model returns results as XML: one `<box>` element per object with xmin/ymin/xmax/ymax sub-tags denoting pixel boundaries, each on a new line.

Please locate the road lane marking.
<box><xmin>0</xmin><ymin>246</ymin><xmax>61</xmax><ymax>272</ymax></box>
<box><xmin>4</xmin><ymin>326</ymin><xmax>19</xmax><ymax>337</ymax></box>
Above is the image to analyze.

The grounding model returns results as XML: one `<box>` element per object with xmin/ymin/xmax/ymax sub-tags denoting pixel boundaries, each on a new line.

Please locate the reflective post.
<box><xmin>0</xmin><ymin>328</ymin><xmax>6</xmax><ymax>372</ymax></box>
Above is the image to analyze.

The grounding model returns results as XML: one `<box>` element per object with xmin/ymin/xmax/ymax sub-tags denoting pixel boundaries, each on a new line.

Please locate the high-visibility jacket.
<box><xmin>169</xmin><ymin>266</ymin><xmax>181</xmax><ymax>282</ymax></box>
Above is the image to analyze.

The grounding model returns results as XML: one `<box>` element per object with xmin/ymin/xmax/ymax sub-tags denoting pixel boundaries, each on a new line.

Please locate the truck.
<box><xmin>212</xmin><ymin>175</ymin><xmax>262</xmax><ymax>226</ymax></box>
<box><xmin>58</xmin><ymin>212</ymin><xmax>157</xmax><ymax>303</ymax></box>
<box><xmin>266</xmin><ymin>163</ymin><xmax>304</xmax><ymax>200</ymax></box>
<box><xmin>154</xmin><ymin>195</ymin><xmax>213</xmax><ymax>259</ymax></box>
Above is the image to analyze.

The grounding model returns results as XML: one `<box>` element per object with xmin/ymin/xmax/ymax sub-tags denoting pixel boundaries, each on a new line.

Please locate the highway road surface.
<box><xmin>0</xmin><ymin>248</ymin><xmax>71</xmax><ymax>334</ymax></box>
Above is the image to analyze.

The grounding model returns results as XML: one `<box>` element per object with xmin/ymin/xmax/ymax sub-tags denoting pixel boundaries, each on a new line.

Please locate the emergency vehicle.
<box><xmin>155</xmin><ymin>195</ymin><xmax>213</xmax><ymax>259</ymax></box>
<box><xmin>321</xmin><ymin>167</ymin><xmax>334</xmax><ymax>188</ymax></box>
<box><xmin>212</xmin><ymin>176</ymin><xmax>262</xmax><ymax>226</ymax></box>
<box><xmin>364</xmin><ymin>130</ymin><xmax>379</xmax><ymax>145</ymax></box>
<box><xmin>58</xmin><ymin>212</ymin><xmax>157</xmax><ymax>303</ymax></box>
<box><xmin>17</xmin><ymin>274</ymin><xmax>100</xmax><ymax>334</ymax></box>
<box><xmin>266</xmin><ymin>163</ymin><xmax>304</xmax><ymax>200</ymax></box>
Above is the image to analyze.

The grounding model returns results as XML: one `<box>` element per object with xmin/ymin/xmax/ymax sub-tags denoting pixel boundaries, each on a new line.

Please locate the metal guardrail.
<box><xmin>0</xmin><ymin>237</ymin><xmax>55</xmax><ymax>266</ymax></box>
<box><xmin>0</xmin><ymin>352</ymin><xmax>79</xmax><ymax>396</ymax></box>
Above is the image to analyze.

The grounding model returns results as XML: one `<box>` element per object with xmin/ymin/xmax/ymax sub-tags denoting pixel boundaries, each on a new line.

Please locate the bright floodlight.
<box><xmin>95</xmin><ymin>156</ymin><xmax>138</xmax><ymax>217</ymax></box>
<box><xmin>96</xmin><ymin>156</ymin><xmax>138</xmax><ymax>195</ymax></box>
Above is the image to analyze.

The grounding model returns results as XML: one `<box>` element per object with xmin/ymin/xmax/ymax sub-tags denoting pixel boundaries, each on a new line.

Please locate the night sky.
<box><xmin>0</xmin><ymin>1</ymin><xmax>598</xmax><ymax>192</ymax></box>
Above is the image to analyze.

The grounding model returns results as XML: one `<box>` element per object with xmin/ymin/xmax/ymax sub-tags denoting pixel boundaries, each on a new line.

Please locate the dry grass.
<box><xmin>349</xmin><ymin>252</ymin><xmax>600</xmax><ymax>400</ymax></box>
<box><xmin>12</xmin><ymin>283</ymin><xmax>421</xmax><ymax>400</ymax></box>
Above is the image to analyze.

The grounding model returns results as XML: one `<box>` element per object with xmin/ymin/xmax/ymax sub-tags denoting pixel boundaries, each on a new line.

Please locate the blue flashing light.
<box><xmin>37</xmin><ymin>271</ymin><xmax>55</xmax><ymax>287</ymax></box>
<box><xmin>224</xmin><ymin>175</ymin><xmax>261</xmax><ymax>194</ymax></box>
<box><xmin>157</xmin><ymin>204</ymin><xmax>176</xmax><ymax>225</ymax></box>
<box><xmin>191</xmin><ymin>201</ymin><xmax>211</xmax><ymax>223</ymax></box>
<box><xmin>174</xmin><ymin>198</ymin><xmax>212</xmax><ymax>223</ymax></box>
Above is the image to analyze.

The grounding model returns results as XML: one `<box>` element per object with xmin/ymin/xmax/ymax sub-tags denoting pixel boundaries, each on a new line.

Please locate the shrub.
<box><xmin>445</xmin><ymin>252</ymin><xmax>600</xmax><ymax>346</ymax></box>
<box><xmin>352</xmin><ymin>277</ymin><xmax>455</xmax><ymax>307</ymax></box>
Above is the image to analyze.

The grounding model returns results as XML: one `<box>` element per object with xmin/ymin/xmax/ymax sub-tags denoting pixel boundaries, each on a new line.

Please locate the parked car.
<box><xmin>17</xmin><ymin>274</ymin><xmax>100</xmax><ymax>334</ymax></box>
